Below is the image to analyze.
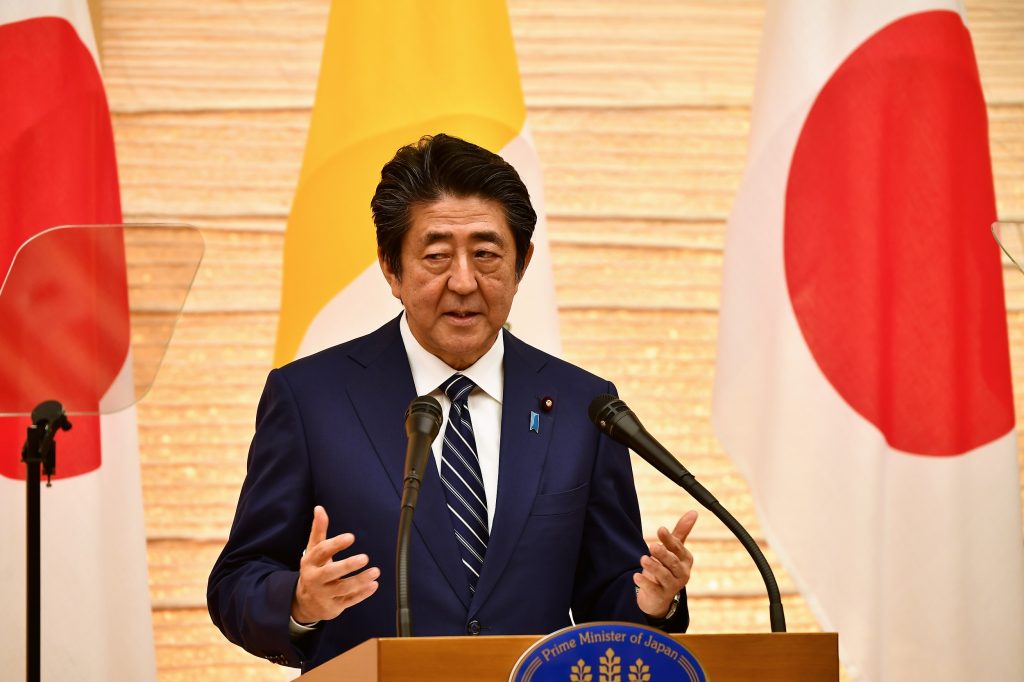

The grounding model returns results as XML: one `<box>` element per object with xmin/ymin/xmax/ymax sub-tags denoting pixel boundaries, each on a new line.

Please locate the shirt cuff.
<box><xmin>288</xmin><ymin>615</ymin><xmax>320</xmax><ymax>639</ymax></box>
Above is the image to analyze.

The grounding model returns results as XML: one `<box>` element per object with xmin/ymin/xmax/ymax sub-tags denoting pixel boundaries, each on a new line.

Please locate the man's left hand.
<box><xmin>635</xmin><ymin>510</ymin><xmax>697</xmax><ymax>619</ymax></box>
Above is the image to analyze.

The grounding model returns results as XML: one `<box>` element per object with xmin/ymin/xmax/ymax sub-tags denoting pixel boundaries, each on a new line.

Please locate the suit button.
<box><xmin>467</xmin><ymin>619</ymin><xmax>481</xmax><ymax>635</ymax></box>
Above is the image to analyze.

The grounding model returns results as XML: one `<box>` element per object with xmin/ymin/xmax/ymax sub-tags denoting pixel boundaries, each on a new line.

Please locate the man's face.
<box><xmin>380</xmin><ymin>195</ymin><xmax>533</xmax><ymax>370</ymax></box>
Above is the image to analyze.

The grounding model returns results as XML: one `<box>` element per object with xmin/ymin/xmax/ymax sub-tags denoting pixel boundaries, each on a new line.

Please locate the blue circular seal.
<box><xmin>509</xmin><ymin>622</ymin><xmax>706</xmax><ymax>682</ymax></box>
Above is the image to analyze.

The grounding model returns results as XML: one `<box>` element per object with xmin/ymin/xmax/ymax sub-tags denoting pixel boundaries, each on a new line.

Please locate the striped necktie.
<box><xmin>439</xmin><ymin>373</ymin><xmax>489</xmax><ymax>594</ymax></box>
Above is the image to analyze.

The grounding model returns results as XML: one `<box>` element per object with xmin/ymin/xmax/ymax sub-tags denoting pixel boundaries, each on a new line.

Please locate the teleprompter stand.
<box><xmin>1</xmin><ymin>223</ymin><xmax>203</xmax><ymax>682</ymax></box>
<box><xmin>20</xmin><ymin>401</ymin><xmax>71</xmax><ymax>682</ymax></box>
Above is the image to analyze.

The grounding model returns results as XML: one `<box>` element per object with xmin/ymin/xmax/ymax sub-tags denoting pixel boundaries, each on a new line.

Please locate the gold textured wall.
<box><xmin>95</xmin><ymin>1</ymin><xmax>1024</xmax><ymax>679</ymax></box>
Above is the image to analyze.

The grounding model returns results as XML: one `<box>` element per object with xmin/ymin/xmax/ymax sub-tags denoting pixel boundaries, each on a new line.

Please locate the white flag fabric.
<box><xmin>713</xmin><ymin>2</ymin><xmax>1024</xmax><ymax>680</ymax></box>
<box><xmin>274</xmin><ymin>0</ymin><xmax>560</xmax><ymax>367</ymax></box>
<box><xmin>0</xmin><ymin>2</ymin><xmax>156</xmax><ymax>680</ymax></box>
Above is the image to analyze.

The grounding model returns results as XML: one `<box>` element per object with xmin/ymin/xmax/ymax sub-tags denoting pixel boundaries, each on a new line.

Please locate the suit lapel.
<box><xmin>346</xmin><ymin>318</ymin><xmax>470</xmax><ymax>609</ymax></box>
<box><xmin>471</xmin><ymin>333</ymin><xmax>556</xmax><ymax>609</ymax></box>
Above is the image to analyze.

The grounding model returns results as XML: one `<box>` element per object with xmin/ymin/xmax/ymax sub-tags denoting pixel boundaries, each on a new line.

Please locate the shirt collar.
<box><xmin>400</xmin><ymin>313</ymin><xmax>504</xmax><ymax>403</ymax></box>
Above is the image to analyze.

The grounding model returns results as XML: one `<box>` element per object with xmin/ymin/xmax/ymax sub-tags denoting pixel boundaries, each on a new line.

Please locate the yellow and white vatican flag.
<box><xmin>274</xmin><ymin>0</ymin><xmax>559</xmax><ymax>365</ymax></box>
<box><xmin>713</xmin><ymin>1</ymin><xmax>1024</xmax><ymax>680</ymax></box>
<box><xmin>0</xmin><ymin>1</ymin><xmax>155</xmax><ymax>680</ymax></box>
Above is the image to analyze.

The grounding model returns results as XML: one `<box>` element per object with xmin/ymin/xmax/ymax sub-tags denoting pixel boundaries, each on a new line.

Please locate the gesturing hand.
<box><xmin>635</xmin><ymin>510</ymin><xmax>697</xmax><ymax>619</ymax></box>
<box><xmin>291</xmin><ymin>505</ymin><xmax>381</xmax><ymax>624</ymax></box>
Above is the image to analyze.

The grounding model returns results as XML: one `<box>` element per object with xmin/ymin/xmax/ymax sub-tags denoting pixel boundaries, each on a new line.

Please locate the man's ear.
<box><xmin>515</xmin><ymin>241</ymin><xmax>535</xmax><ymax>284</ymax></box>
<box><xmin>378</xmin><ymin>249</ymin><xmax>403</xmax><ymax>301</ymax></box>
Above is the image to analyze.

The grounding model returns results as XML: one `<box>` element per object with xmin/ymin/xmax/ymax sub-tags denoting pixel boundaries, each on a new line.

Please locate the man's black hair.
<box><xmin>370</xmin><ymin>133</ymin><xmax>537</xmax><ymax>279</ymax></box>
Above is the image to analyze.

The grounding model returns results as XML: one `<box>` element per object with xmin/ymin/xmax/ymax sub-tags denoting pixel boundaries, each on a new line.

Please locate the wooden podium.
<box><xmin>298</xmin><ymin>632</ymin><xmax>839</xmax><ymax>681</ymax></box>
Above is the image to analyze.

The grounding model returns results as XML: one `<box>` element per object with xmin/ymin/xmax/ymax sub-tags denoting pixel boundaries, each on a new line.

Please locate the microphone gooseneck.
<box><xmin>396</xmin><ymin>395</ymin><xmax>443</xmax><ymax>638</ymax></box>
<box><xmin>588</xmin><ymin>394</ymin><xmax>787</xmax><ymax>633</ymax></box>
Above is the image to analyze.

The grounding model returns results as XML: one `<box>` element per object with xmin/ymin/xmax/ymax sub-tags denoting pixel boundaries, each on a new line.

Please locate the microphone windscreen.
<box><xmin>406</xmin><ymin>395</ymin><xmax>443</xmax><ymax>435</ymax></box>
<box><xmin>407</xmin><ymin>395</ymin><xmax>441</xmax><ymax>417</ymax></box>
<box><xmin>587</xmin><ymin>393</ymin><xmax>619</xmax><ymax>425</ymax></box>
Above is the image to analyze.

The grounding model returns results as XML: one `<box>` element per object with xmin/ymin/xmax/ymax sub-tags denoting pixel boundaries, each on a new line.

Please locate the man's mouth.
<box><xmin>444</xmin><ymin>311</ymin><xmax>479</xmax><ymax>320</ymax></box>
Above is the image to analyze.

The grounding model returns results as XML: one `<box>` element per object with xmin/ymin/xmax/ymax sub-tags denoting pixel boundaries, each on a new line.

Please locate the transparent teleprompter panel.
<box><xmin>0</xmin><ymin>223</ymin><xmax>203</xmax><ymax>416</ymax></box>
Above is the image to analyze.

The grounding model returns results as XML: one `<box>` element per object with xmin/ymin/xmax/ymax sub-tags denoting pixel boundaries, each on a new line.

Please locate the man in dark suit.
<box><xmin>208</xmin><ymin>134</ymin><xmax>697</xmax><ymax>672</ymax></box>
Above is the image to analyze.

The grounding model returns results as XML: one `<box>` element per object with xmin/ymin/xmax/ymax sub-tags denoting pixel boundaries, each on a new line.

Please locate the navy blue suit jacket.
<box><xmin>208</xmin><ymin>317</ymin><xmax>687</xmax><ymax>671</ymax></box>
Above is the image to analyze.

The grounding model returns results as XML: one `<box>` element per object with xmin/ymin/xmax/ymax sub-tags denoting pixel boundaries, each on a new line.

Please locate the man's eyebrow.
<box><xmin>422</xmin><ymin>230</ymin><xmax>452</xmax><ymax>245</ymax></box>
<box><xmin>469</xmin><ymin>230</ymin><xmax>505</xmax><ymax>246</ymax></box>
<box><xmin>420</xmin><ymin>229</ymin><xmax>506</xmax><ymax>246</ymax></box>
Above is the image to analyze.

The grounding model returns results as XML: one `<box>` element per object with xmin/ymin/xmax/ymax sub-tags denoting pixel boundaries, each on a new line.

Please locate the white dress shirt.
<box><xmin>400</xmin><ymin>313</ymin><xmax>503</xmax><ymax>531</ymax></box>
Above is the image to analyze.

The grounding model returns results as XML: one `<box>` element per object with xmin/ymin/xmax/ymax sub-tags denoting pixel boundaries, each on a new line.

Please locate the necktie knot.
<box><xmin>443</xmin><ymin>373</ymin><xmax>476</xmax><ymax>406</ymax></box>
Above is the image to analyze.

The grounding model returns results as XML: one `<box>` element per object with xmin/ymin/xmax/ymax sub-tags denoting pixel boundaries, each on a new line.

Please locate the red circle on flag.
<box><xmin>784</xmin><ymin>11</ymin><xmax>1014</xmax><ymax>456</ymax></box>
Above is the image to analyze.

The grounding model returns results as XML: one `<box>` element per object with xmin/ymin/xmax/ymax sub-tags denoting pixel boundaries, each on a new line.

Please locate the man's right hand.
<box><xmin>291</xmin><ymin>505</ymin><xmax>380</xmax><ymax>624</ymax></box>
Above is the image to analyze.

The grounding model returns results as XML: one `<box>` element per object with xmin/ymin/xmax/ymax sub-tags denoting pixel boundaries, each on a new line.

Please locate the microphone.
<box><xmin>403</xmin><ymin>396</ymin><xmax>443</xmax><ymax>499</ymax></box>
<box><xmin>588</xmin><ymin>395</ymin><xmax>716</xmax><ymax>507</ymax></box>
<box><xmin>588</xmin><ymin>394</ymin><xmax>787</xmax><ymax>633</ymax></box>
<box><xmin>396</xmin><ymin>395</ymin><xmax>442</xmax><ymax>638</ymax></box>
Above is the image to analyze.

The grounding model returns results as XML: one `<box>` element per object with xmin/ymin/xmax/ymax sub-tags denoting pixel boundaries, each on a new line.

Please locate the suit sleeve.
<box><xmin>570</xmin><ymin>382</ymin><xmax>689</xmax><ymax>633</ymax></box>
<box><xmin>207</xmin><ymin>369</ymin><xmax>323</xmax><ymax>666</ymax></box>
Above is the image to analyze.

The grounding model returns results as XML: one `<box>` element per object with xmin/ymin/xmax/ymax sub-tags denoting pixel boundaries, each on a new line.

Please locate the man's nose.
<box><xmin>447</xmin><ymin>255</ymin><xmax>478</xmax><ymax>294</ymax></box>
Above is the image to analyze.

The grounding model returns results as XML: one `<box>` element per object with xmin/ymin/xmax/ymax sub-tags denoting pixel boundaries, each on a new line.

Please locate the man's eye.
<box><xmin>425</xmin><ymin>253</ymin><xmax>448</xmax><ymax>261</ymax></box>
<box><xmin>476</xmin><ymin>250</ymin><xmax>497</xmax><ymax>259</ymax></box>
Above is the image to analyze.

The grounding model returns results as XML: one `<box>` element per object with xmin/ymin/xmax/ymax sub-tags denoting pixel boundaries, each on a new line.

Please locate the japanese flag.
<box><xmin>713</xmin><ymin>2</ymin><xmax>1024</xmax><ymax>680</ymax></box>
<box><xmin>0</xmin><ymin>2</ymin><xmax>156</xmax><ymax>680</ymax></box>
